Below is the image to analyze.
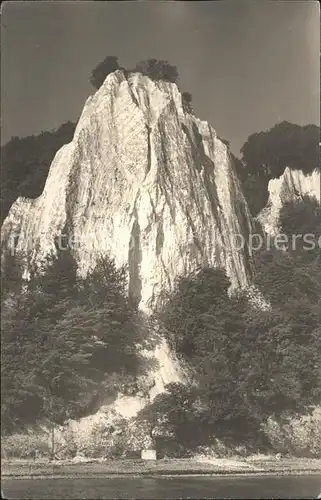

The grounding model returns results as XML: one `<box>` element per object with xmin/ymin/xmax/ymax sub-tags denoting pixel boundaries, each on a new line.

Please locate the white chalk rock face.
<box><xmin>258</xmin><ymin>167</ymin><xmax>320</xmax><ymax>236</ymax></box>
<box><xmin>1</xmin><ymin>70</ymin><xmax>254</xmax><ymax>310</ymax></box>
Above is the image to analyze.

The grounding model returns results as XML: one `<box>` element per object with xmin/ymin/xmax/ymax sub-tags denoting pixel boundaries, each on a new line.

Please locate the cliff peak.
<box><xmin>1</xmin><ymin>69</ymin><xmax>254</xmax><ymax>311</ymax></box>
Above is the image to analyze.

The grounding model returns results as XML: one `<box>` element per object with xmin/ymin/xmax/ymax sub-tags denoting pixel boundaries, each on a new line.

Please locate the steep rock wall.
<box><xmin>1</xmin><ymin>70</ymin><xmax>254</xmax><ymax>312</ymax></box>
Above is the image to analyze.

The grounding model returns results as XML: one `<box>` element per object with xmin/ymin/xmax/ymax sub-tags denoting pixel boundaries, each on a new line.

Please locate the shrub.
<box><xmin>262</xmin><ymin>408</ymin><xmax>321</xmax><ymax>457</ymax></box>
<box><xmin>1</xmin><ymin>427</ymin><xmax>66</xmax><ymax>459</ymax></box>
<box><xmin>279</xmin><ymin>195</ymin><xmax>321</xmax><ymax>248</ymax></box>
<box><xmin>182</xmin><ymin>92</ymin><xmax>193</xmax><ymax>114</ymax></box>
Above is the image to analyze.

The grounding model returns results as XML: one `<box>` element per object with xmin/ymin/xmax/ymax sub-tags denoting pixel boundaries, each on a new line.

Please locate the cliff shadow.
<box><xmin>128</xmin><ymin>210</ymin><xmax>142</xmax><ymax>309</ymax></box>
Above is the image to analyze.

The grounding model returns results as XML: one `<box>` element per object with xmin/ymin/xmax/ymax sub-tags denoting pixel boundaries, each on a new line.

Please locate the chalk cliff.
<box><xmin>2</xmin><ymin>71</ymin><xmax>319</xmax><ymax>444</ymax></box>
<box><xmin>1</xmin><ymin>70</ymin><xmax>254</xmax><ymax>312</ymax></box>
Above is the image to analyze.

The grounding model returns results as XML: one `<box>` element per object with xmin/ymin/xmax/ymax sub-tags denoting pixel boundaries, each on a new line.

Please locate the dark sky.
<box><xmin>1</xmin><ymin>0</ymin><xmax>320</xmax><ymax>155</ymax></box>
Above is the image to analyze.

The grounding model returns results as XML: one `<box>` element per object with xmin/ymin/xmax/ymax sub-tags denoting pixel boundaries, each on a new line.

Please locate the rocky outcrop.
<box><xmin>1</xmin><ymin>70</ymin><xmax>254</xmax><ymax>312</ymax></box>
<box><xmin>257</xmin><ymin>167</ymin><xmax>320</xmax><ymax>236</ymax></box>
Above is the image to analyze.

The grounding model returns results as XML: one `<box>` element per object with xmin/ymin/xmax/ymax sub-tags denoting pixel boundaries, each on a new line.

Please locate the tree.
<box><xmin>155</xmin><ymin>267</ymin><xmax>230</xmax><ymax>356</ymax></box>
<box><xmin>251</xmin><ymin>210</ymin><xmax>321</xmax><ymax>419</ymax></box>
<box><xmin>1</xmin><ymin>249</ymin><xmax>144</xmax><ymax>435</ymax></box>
<box><xmin>1</xmin><ymin>274</ymin><xmax>44</xmax><ymax>433</ymax></box>
<box><xmin>238</xmin><ymin>122</ymin><xmax>320</xmax><ymax>216</ymax></box>
<box><xmin>1</xmin><ymin>250</ymin><xmax>38</xmax><ymax>433</ymax></box>
<box><xmin>90</xmin><ymin>56</ymin><xmax>120</xmax><ymax>89</ymax></box>
<box><xmin>155</xmin><ymin>268</ymin><xmax>257</xmax><ymax>441</ymax></box>
<box><xmin>26</xmin><ymin>246</ymin><xmax>79</xmax><ymax>326</ymax></box>
<box><xmin>134</xmin><ymin>59</ymin><xmax>179</xmax><ymax>83</ymax></box>
<box><xmin>241</xmin><ymin>122</ymin><xmax>320</xmax><ymax>179</ymax></box>
<box><xmin>155</xmin><ymin>263</ymin><xmax>321</xmax><ymax>448</ymax></box>
<box><xmin>79</xmin><ymin>255</ymin><xmax>145</xmax><ymax>379</ymax></box>
<box><xmin>253</xmin><ymin>247</ymin><xmax>321</xmax><ymax>308</ymax></box>
<box><xmin>136</xmin><ymin>382</ymin><xmax>206</xmax><ymax>455</ymax></box>
<box><xmin>279</xmin><ymin>195</ymin><xmax>321</xmax><ymax>255</ymax></box>
<box><xmin>1</xmin><ymin>122</ymin><xmax>76</xmax><ymax>223</ymax></box>
<box><xmin>0</xmin><ymin>249</ymin><xmax>25</xmax><ymax>302</ymax></box>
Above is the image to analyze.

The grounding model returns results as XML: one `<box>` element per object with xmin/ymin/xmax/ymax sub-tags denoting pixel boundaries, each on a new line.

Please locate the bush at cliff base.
<box><xmin>1</xmin><ymin>425</ymin><xmax>65</xmax><ymax>460</ymax></box>
<box><xmin>262</xmin><ymin>407</ymin><xmax>321</xmax><ymax>458</ymax></box>
<box><xmin>2</xmin><ymin>407</ymin><xmax>320</xmax><ymax>460</ymax></box>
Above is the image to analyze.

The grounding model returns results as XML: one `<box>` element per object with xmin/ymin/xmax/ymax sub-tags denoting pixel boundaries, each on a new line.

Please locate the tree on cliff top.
<box><xmin>90</xmin><ymin>56</ymin><xmax>120</xmax><ymax>89</ymax></box>
<box><xmin>241</xmin><ymin>121</ymin><xmax>320</xmax><ymax>178</ymax></box>
<box><xmin>133</xmin><ymin>59</ymin><xmax>179</xmax><ymax>84</ymax></box>
<box><xmin>89</xmin><ymin>56</ymin><xmax>179</xmax><ymax>89</ymax></box>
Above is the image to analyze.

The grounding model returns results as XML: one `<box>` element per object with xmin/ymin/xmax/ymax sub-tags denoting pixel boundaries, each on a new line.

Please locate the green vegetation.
<box><xmin>0</xmin><ymin>122</ymin><xmax>76</xmax><ymax>224</ymax></box>
<box><xmin>89</xmin><ymin>56</ymin><xmax>180</xmax><ymax>90</ymax></box>
<box><xmin>90</xmin><ymin>56</ymin><xmax>120</xmax><ymax>89</ymax></box>
<box><xmin>1</xmin><ymin>167</ymin><xmax>320</xmax><ymax>455</ymax></box>
<box><xmin>1</xmin><ymin>246</ymin><xmax>145</xmax><ymax>435</ymax></box>
<box><xmin>89</xmin><ymin>56</ymin><xmax>195</xmax><ymax>123</ymax></box>
<box><xmin>133</xmin><ymin>59</ymin><xmax>179</xmax><ymax>84</ymax></box>
<box><xmin>135</xmin><ymin>195</ymin><xmax>321</xmax><ymax>454</ymax></box>
<box><xmin>279</xmin><ymin>195</ymin><xmax>321</xmax><ymax>247</ymax></box>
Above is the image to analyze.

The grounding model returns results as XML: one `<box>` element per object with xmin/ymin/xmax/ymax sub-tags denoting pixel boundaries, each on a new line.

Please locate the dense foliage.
<box><xmin>241</xmin><ymin>122</ymin><xmax>319</xmax><ymax>178</ymax></box>
<box><xmin>151</xmin><ymin>269</ymin><xmax>319</xmax><ymax>447</ymax></box>
<box><xmin>236</xmin><ymin>122</ymin><xmax>320</xmax><ymax>216</ymax></box>
<box><xmin>1</xmin><ymin>122</ymin><xmax>76</xmax><ymax>224</ymax></box>
<box><xmin>138</xmin><ymin>196</ymin><xmax>321</xmax><ymax>452</ymax></box>
<box><xmin>133</xmin><ymin>59</ymin><xmax>179</xmax><ymax>84</ymax></box>
<box><xmin>136</xmin><ymin>382</ymin><xmax>207</xmax><ymax>456</ymax></box>
<box><xmin>279</xmin><ymin>195</ymin><xmax>321</xmax><ymax>247</ymax></box>
<box><xmin>1</xmin><ymin>247</ymin><xmax>145</xmax><ymax>434</ymax></box>
<box><xmin>89</xmin><ymin>56</ymin><xmax>179</xmax><ymax>90</ymax></box>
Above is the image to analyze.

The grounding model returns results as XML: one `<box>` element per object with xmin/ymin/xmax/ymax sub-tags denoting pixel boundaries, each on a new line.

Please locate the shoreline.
<box><xmin>2</xmin><ymin>458</ymin><xmax>321</xmax><ymax>479</ymax></box>
<box><xmin>3</xmin><ymin>471</ymin><xmax>321</xmax><ymax>480</ymax></box>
